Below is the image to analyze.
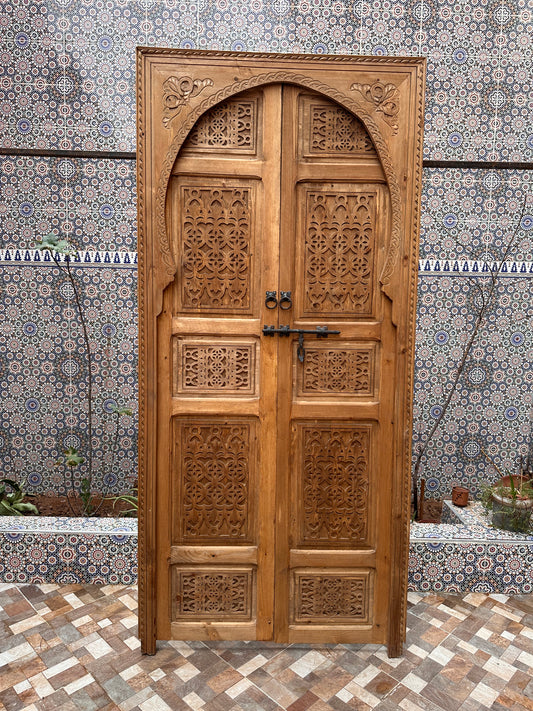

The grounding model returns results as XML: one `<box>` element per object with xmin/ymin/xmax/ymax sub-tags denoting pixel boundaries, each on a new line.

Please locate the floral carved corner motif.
<box><xmin>350</xmin><ymin>81</ymin><xmax>400</xmax><ymax>134</ymax></box>
<box><xmin>162</xmin><ymin>75</ymin><xmax>214</xmax><ymax>128</ymax></box>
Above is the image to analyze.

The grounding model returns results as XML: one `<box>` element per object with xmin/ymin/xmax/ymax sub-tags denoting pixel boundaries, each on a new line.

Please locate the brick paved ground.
<box><xmin>0</xmin><ymin>584</ymin><xmax>532</xmax><ymax>710</ymax></box>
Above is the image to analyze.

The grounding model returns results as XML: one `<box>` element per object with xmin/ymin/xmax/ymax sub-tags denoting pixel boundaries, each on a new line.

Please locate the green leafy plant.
<box><xmin>105</xmin><ymin>487</ymin><xmax>138</xmax><ymax>518</ymax></box>
<box><xmin>480</xmin><ymin>482</ymin><xmax>533</xmax><ymax>534</ymax></box>
<box><xmin>479</xmin><ymin>453</ymin><xmax>533</xmax><ymax>533</ymax></box>
<box><xmin>80</xmin><ymin>478</ymin><xmax>94</xmax><ymax>516</ymax></box>
<box><xmin>36</xmin><ymin>234</ymin><xmax>133</xmax><ymax>516</ymax></box>
<box><xmin>0</xmin><ymin>479</ymin><xmax>39</xmax><ymax>516</ymax></box>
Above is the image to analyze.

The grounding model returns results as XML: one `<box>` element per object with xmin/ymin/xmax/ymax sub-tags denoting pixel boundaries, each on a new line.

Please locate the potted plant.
<box><xmin>480</xmin><ymin>463</ymin><xmax>533</xmax><ymax>534</ymax></box>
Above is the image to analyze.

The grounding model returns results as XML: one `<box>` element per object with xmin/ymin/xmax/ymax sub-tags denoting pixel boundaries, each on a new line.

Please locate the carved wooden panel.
<box><xmin>296</xmin><ymin>423</ymin><xmax>371</xmax><ymax>545</ymax></box>
<box><xmin>300</xmin><ymin>97</ymin><xmax>376</xmax><ymax>157</ymax></box>
<box><xmin>293</xmin><ymin>571</ymin><xmax>371</xmax><ymax>623</ymax></box>
<box><xmin>174</xmin><ymin>419</ymin><xmax>256</xmax><ymax>543</ymax></box>
<box><xmin>173</xmin><ymin>338</ymin><xmax>257</xmax><ymax>396</ymax></box>
<box><xmin>172</xmin><ymin>567</ymin><xmax>254</xmax><ymax>620</ymax></box>
<box><xmin>296</xmin><ymin>342</ymin><xmax>376</xmax><ymax>397</ymax></box>
<box><xmin>183</xmin><ymin>98</ymin><xmax>258</xmax><ymax>154</ymax></box>
<box><xmin>139</xmin><ymin>51</ymin><xmax>425</xmax><ymax>654</ymax></box>
<box><xmin>299</xmin><ymin>187</ymin><xmax>376</xmax><ymax>317</ymax></box>
<box><xmin>176</xmin><ymin>182</ymin><xmax>256</xmax><ymax>314</ymax></box>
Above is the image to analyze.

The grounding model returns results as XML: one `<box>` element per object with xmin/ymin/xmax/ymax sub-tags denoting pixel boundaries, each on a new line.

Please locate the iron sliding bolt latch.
<box><xmin>262</xmin><ymin>325</ymin><xmax>340</xmax><ymax>363</ymax></box>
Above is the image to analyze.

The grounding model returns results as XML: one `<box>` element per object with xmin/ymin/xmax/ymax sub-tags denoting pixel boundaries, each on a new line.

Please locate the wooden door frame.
<box><xmin>137</xmin><ymin>49</ymin><xmax>426</xmax><ymax>656</ymax></box>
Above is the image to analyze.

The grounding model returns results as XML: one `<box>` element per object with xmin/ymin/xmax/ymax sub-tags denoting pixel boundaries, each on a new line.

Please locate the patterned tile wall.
<box><xmin>1</xmin><ymin>0</ymin><xmax>532</xmax><ymax>160</ymax></box>
<box><xmin>0</xmin><ymin>156</ymin><xmax>137</xmax><ymax>251</ymax></box>
<box><xmin>420</xmin><ymin>168</ymin><xmax>533</xmax><ymax>262</ymax></box>
<box><xmin>0</xmin><ymin>262</ymin><xmax>138</xmax><ymax>494</ymax></box>
<box><xmin>0</xmin><ymin>0</ymin><xmax>532</xmax><ymax>500</ymax></box>
<box><xmin>414</xmin><ymin>274</ymin><xmax>533</xmax><ymax>499</ymax></box>
<box><xmin>0</xmin><ymin>516</ymin><xmax>138</xmax><ymax>584</ymax></box>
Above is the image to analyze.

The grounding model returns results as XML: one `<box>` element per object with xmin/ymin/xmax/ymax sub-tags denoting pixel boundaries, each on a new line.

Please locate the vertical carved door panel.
<box><xmin>160</xmin><ymin>86</ymin><xmax>280</xmax><ymax>642</ymax></box>
<box><xmin>275</xmin><ymin>86</ymin><xmax>393</xmax><ymax>643</ymax></box>
<box><xmin>138</xmin><ymin>51</ymin><xmax>424</xmax><ymax>656</ymax></box>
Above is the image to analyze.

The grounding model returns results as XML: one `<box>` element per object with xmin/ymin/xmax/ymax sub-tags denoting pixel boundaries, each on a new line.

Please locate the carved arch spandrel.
<box><xmin>154</xmin><ymin>71</ymin><xmax>405</xmax><ymax>296</ymax></box>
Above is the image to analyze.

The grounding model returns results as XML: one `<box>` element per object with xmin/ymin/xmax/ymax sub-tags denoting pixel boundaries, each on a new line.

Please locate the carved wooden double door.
<box><xmin>138</xmin><ymin>51</ymin><xmax>424</xmax><ymax>656</ymax></box>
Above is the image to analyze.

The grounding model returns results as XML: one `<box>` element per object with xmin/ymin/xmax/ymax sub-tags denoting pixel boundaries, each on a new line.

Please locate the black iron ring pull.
<box><xmin>279</xmin><ymin>291</ymin><xmax>292</xmax><ymax>310</ymax></box>
<box><xmin>265</xmin><ymin>291</ymin><xmax>278</xmax><ymax>309</ymax></box>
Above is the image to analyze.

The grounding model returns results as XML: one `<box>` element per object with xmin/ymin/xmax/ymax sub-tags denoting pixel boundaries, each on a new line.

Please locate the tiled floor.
<box><xmin>0</xmin><ymin>584</ymin><xmax>532</xmax><ymax>711</ymax></box>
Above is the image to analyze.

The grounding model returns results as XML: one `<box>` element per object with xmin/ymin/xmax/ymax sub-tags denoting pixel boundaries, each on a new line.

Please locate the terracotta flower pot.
<box><xmin>452</xmin><ymin>486</ymin><xmax>469</xmax><ymax>507</ymax></box>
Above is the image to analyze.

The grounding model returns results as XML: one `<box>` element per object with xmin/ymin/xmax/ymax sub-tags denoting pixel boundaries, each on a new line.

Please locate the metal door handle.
<box><xmin>279</xmin><ymin>291</ymin><xmax>292</xmax><ymax>310</ymax></box>
<box><xmin>265</xmin><ymin>291</ymin><xmax>278</xmax><ymax>309</ymax></box>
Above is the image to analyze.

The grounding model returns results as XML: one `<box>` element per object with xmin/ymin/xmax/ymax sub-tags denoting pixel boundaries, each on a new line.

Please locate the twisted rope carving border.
<box><xmin>136</xmin><ymin>48</ymin><xmax>148</xmax><ymax>650</ymax></box>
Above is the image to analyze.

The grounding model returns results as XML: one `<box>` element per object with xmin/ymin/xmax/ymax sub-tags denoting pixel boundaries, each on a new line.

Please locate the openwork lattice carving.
<box><xmin>185</xmin><ymin>99</ymin><xmax>257</xmax><ymax>152</ymax></box>
<box><xmin>302</xmin><ymin>191</ymin><xmax>375</xmax><ymax>315</ymax></box>
<box><xmin>177</xmin><ymin>342</ymin><xmax>255</xmax><ymax>394</ymax></box>
<box><xmin>175</xmin><ymin>570</ymin><xmax>252</xmax><ymax>619</ymax></box>
<box><xmin>309</xmin><ymin>103</ymin><xmax>374</xmax><ymax>154</ymax></box>
<box><xmin>180</xmin><ymin>185</ymin><xmax>253</xmax><ymax>312</ymax></box>
<box><xmin>300</xmin><ymin>425</ymin><xmax>370</xmax><ymax>543</ymax></box>
<box><xmin>300</xmin><ymin>347</ymin><xmax>373</xmax><ymax>395</ymax></box>
<box><xmin>179</xmin><ymin>422</ymin><xmax>253</xmax><ymax>541</ymax></box>
<box><xmin>294</xmin><ymin>573</ymin><xmax>369</xmax><ymax>622</ymax></box>
<box><xmin>350</xmin><ymin>80</ymin><xmax>400</xmax><ymax>134</ymax></box>
<box><xmin>163</xmin><ymin>75</ymin><xmax>213</xmax><ymax>128</ymax></box>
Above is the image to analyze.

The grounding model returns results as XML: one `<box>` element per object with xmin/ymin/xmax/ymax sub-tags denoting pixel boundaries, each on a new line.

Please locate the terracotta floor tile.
<box><xmin>420</xmin><ymin>626</ymin><xmax>449</xmax><ymax>646</ymax></box>
<box><xmin>500</xmin><ymin>689</ymin><xmax>533</xmax><ymax>710</ymax></box>
<box><xmin>440</xmin><ymin>655</ymin><xmax>473</xmax><ymax>682</ymax></box>
<box><xmin>364</xmin><ymin>671</ymin><xmax>398</xmax><ymax>698</ymax></box>
<box><xmin>3</xmin><ymin>600</ymin><xmax>34</xmax><ymax>617</ymax></box>
<box><xmin>0</xmin><ymin>669</ymin><xmax>27</xmax><ymax>693</ymax></box>
<box><xmin>287</xmin><ymin>691</ymin><xmax>322</xmax><ymax>711</ymax></box>
<box><xmin>311</xmin><ymin>668</ymin><xmax>354</xmax><ymax>700</ymax></box>
<box><xmin>2</xmin><ymin>585</ymin><xmax>533</xmax><ymax>711</ymax></box>
<box><xmin>18</xmin><ymin>657</ymin><xmax>47</xmax><ymax>680</ymax></box>
<box><xmin>308</xmin><ymin>700</ymin><xmax>336</xmax><ymax>711</ymax></box>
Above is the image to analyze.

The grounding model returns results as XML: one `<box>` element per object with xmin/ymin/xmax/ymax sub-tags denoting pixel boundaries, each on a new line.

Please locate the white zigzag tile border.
<box><xmin>0</xmin><ymin>249</ymin><xmax>138</xmax><ymax>268</ymax></box>
<box><xmin>419</xmin><ymin>259</ymin><xmax>533</xmax><ymax>276</ymax></box>
<box><xmin>3</xmin><ymin>252</ymin><xmax>533</xmax><ymax>277</ymax></box>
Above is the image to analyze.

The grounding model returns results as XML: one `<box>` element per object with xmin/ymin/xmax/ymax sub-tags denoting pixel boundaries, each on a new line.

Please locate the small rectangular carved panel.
<box><xmin>172</xmin><ymin>567</ymin><xmax>254</xmax><ymax>620</ymax></box>
<box><xmin>301</xmin><ymin>99</ymin><xmax>376</xmax><ymax>157</ymax></box>
<box><xmin>299</xmin><ymin>187</ymin><xmax>376</xmax><ymax>317</ymax></box>
<box><xmin>174</xmin><ymin>338</ymin><xmax>257</xmax><ymax>396</ymax></box>
<box><xmin>175</xmin><ymin>419</ymin><xmax>256</xmax><ymax>543</ymax></box>
<box><xmin>177</xmin><ymin>182</ymin><xmax>255</xmax><ymax>313</ymax></box>
<box><xmin>296</xmin><ymin>342</ymin><xmax>376</xmax><ymax>397</ymax></box>
<box><xmin>296</xmin><ymin>423</ymin><xmax>371</xmax><ymax>545</ymax></box>
<box><xmin>183</xmin><ymin>98</ymin><xmax>258</xmax><ymax>154</ymax></box>
<box><xmin>293</xmin><ymin>570</ymin><xmax>372</xmax><ymax>624</ymax></box>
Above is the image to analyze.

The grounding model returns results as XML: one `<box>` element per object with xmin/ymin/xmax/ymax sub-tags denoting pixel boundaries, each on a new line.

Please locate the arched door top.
<box><xmin>155</xmin><ymin>71</ymin><xmax>406</xmax><ymax>288</ymax></box>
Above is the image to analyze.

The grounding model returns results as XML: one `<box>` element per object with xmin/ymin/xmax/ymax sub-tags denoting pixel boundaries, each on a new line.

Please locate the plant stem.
<box><xmin>53</xmin><ymin>253</ymin><xmax>93</xmax><ymax>515</ymax></box>
<box><xmin>91</xmin><ymin>410</ymin><xmax>121</xmax><ymax>516</ymax></box>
